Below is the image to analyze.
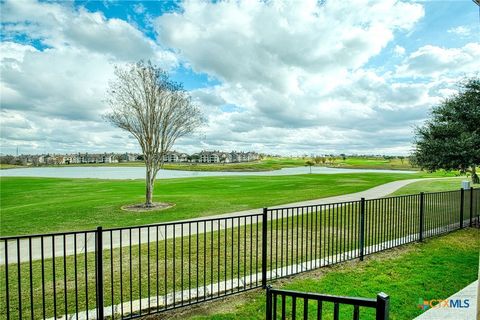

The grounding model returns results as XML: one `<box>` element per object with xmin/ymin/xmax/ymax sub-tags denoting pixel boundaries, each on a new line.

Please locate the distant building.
<box><xmin>4</xmin><ymin>150</ymin><xmax>259</xmax><ymax>165</ymax></box>
<box><xmin>119</xmin><ymin>153</ymin><xmax>137</xmax><ymax>162</ymax></box>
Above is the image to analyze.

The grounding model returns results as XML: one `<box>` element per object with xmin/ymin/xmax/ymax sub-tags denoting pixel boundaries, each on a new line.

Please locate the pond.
<box><xmin>0</xmin><ymin>166</ymin><xmax>416</xmax><ymax>179</ymax></box>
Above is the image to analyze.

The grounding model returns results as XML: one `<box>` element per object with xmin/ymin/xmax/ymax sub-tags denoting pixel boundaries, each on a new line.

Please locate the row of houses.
<box><xmin>14</xmin><ymin>153</ymin><xmax>139</xmax><ymax>165</ymax></box>
<box><xmin>163</xmin><ymin>151</ymin><xmax>260</xmax><ymax>163</ymax></box>
<box><xmin>9</xmin><ymin>151</ymin><xmax>260</xmax><ymax>165</ymax></box>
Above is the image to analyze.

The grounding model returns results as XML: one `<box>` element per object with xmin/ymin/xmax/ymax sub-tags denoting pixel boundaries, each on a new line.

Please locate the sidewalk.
<box><xmin>0</xmin><ymin>178</ymin><xmax>433</xmax><ymax>264</ymax></box>
<box><xmin>414</xmin><ymin>280</ymin><xmax>478</xmax><ymax>320</ymax></box>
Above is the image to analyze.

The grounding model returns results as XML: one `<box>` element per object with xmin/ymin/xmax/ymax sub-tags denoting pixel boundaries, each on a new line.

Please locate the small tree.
<box><xmin>412</xmin><ymin>77</ymin><xmax>479</xmax><ymax>183</ymax></box>
<box><xmin>305</xmin><ymin>160</ymin><xmax>314</xmax><ymax>174</ymax></box>
<box><xmin>105</xmin><ymin>61</ymin><xmax>203</xmax><ymax>207</ymax></box>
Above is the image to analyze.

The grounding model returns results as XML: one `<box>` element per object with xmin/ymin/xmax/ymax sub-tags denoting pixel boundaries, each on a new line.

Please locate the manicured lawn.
<box><xmin>0</xmin><ymin>173</ymin><xmax>428</xmax><ymax>236</ymax></box>
<box><xmin>390</xmin><ymin>177</ymin><xmax>480</xmax><ymax>196</ymax></box>
<box><xmin>1</xmin><ymin>191</ymin><xmax>473</xmax><ymax>320</ymax></box>
<box><xmin>165</xmin><ymin>228</ymin><xmax>479</xmax><ymax>320</ymax></box>
<box><xmin>332</xmin><ymin>157</ymin><xmax>414</xmax><ymax>170</ymax></box>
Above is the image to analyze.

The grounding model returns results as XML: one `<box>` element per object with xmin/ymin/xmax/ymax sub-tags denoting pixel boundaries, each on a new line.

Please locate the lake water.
<box><xmin>0</xmin><ymin>166</ymin><xmax>416</xmax><ymax>179</ymax></box>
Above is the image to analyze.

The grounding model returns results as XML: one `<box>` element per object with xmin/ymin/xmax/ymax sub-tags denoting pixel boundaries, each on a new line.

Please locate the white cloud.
<box><xmin>133</xmin><ymin>3</ymin><xmax>146</xmax><ymax>15</ymax></box>
<box><xmin>0</xmin><ymin>0</ymin><xmax>475</xmax><ymax>156</ymax></box>
<box><xmin>394</xmin><ymin>45</ymin><xmax>406</xmax><ymax>56</ymax></box>
<box><xmin>153</xmin><ymin>0</ymin><xmax>428</xmax><ymax>154</ymax></box>
<box><xmin>0</xmin><ymin>0</ymin><xmax>177</xmax><ymax>155</ymax></box>
<box><xmin>156</xmin><ymin>0</ymin><xmax>423</xmax><ymax>89</ymax></box>
<box><xmin>447</xmin><ymin>26</ymin><xmax>471</xmax><ymax>36</ymax></box>
<box><xmin>1</xmin><ymin>0</ymin><xmax>177</xmax><ymax>65</ymax></box>
<box><xmin>396</xmin><ymin>43</ymin><xmax>480</xmax><ymax>78</ymax></box>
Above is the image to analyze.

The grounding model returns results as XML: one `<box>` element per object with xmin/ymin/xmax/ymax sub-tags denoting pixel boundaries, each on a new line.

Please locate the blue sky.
<box><xmin>1</xmin><ymin>0</ymin><xmax>479</xmax><ymax>156</ymax></box>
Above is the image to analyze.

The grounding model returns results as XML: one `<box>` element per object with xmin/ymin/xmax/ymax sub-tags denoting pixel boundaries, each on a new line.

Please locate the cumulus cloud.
<box><xmin>396</xmin><ymin>43</ymin><xmax>480</xmax><ymax>78</ymax></box>
<box><xmin>1</xmin><ymin>0</ymin><xmax>177</xmax><ymax>64</ymax></box>
<box><xmin>156</xmin><ymin>0</ymin><xmax>423</xmax><ymax>88</ymax></box>
<box><xmin>0</xmin><ymin>0</ymin><xmax>475</xmax><ymax>156</ymax></box>
<box><xmin>153</xmin><ymin>0</ymin><xmax>430</xmax><ymax>154</ymax></box>
<box><xmin>0</xmin><ymin>0</ymin><xmax>177</xmax><ymax>154</ymax></box>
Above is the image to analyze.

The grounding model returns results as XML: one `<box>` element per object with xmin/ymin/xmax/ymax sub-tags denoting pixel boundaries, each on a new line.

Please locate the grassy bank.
<box><xmin>330</xmin><ymin>157</ymin><xmax>414</xmax><ymax>170</ymax></box>
<box><xmin>390</xmin><ymin>177</ymin><xmax>480</xmax><ymax>196</ymax></box>
<box><xmin>160</xmin><ymin>228</ymin><xmax>479</xmax><ymax>320</ymax></box>
<box><xmin>0</xmin><ymin>164</ymin><xmax>26</xmax><ymax>170</ymax></box>
<box><xmin>0</xmin><ymin>173</ymin><xmax>434</xmax><ymax>236</ymax></box>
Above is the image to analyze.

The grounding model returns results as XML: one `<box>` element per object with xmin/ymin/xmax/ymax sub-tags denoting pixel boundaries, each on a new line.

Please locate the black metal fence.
<box><xmin>1</xmin><ymin>188</ymin><xmax>479</xmax><ymax>319</ymax></box>
<box><xmin>265</xmin><ymin>286</ymin><xmax>389</xmax><ymax>320</ymax></box>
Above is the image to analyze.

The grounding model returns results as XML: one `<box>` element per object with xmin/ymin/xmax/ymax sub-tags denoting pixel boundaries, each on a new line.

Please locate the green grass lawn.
<box><xmin>390</xmin><ymin>177</ymin><xmax>480</xmax><ymax>196</ymax></box>
<box><xmin>331</xmin><ymin>157</ymin><xmax>414</xmax><ymax>170</ymax></box>
<box><xmin>1</xmin><ymin>191</ymin><xmax>473</xmax><ymax>320</ymax></box>
<box><xmin>0</xmin><ymin>172</ymin><xmax>437</xmax><ymax>236</ymax></box>
<box><xmin>162</xmin><ymin>228</ymin><xmax>479</xmax><ymax>320</ymax></box>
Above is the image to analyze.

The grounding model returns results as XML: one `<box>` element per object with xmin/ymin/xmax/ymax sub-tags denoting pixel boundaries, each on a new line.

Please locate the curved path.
<box><xmin>1</xmin><ymin>178</ymin><xmax>435</xmax><ymax>264</ymax></box>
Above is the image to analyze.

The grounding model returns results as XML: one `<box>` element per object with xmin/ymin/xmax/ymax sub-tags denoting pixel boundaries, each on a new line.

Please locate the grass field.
<box><xmin>0</xmin><ymin>172</ymin><xmax>438</xmax><ymax>236</ymax></box>
<box><xmin>329</xmin><ymin>157</ymin><xmax>414</xmax><ymax>170</ymax></box>
<box><xmin>1</xmin><ymin>190</ymin><xmax>474</xmax><ymax>319</ymax></box>
<box><xmin>161</xmin><ymin>228</ymin><xmax>479</xmax><ymax>320</ymax></box>
<box><xmin>390</xmin><ymin>177</ymin><xmax>480</xmax><ymax>196</ymax></box>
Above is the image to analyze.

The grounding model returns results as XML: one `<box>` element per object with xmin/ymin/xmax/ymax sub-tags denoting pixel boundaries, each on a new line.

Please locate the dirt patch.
<box><xmin>121</xmin><ymin>202</ymin><xmax>175</xmax><ymax>212</ymax></box>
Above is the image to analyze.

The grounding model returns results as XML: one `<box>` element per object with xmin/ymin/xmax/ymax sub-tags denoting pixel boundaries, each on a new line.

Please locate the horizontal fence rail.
<box><xmin>265</xmin><ymin>286</ymin><xmax>389</xmax><ymax>320</ymax></box>
<box><xmin>1</xmin><ymin>188</ymin><xmax>479</xmax><ymax>319</ymax></box>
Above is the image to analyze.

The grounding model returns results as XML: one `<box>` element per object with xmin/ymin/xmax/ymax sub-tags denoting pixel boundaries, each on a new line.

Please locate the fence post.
<box><xmin>359</xmin><ymin>198</ymin><xmax>365</xmax><ymax>261</ymax></box>
<box><xmin>460</xmin><ymin>188</ymin><xmax>464</xmax><ymax>229</ymax></box>
<box><xmin>470</xmin><ymin>187</ymin><xmax>474</xmax><ymax>227</ymax></box>
<box><xmin>95</xmin><ymin>226</ymin><xmax>104</xmax><ymax>319</ymax></box>
<box><xmin>376</xmin><ymin>292</ymin><xmax>390</xmax><ymax>320</ymax></box>
<box><xmin>262</xmin><ymin>208</ymin><xmax>268</xmax><ymax>288</ymax></box>
<box><xmin>265</xmin><ymin>285</ymin><xmax>272</xmax><ymax>320</ymax></box>
<box><xmin>419</xmin><ymin>192</ymin><xmax>424</xmax><ymax>242</ymax></box>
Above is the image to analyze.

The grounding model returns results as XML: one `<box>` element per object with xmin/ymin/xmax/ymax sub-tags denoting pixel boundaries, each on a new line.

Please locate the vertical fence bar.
<box><xmin>419</xmin><ymin>192</ymin><xmax>424</xmax><ymax>242</ymax></box>
<box><xmin>262</xmin><ymin>208</ymin><xmax>268</xmax><ymax>288</ymax></box>
<box><xmin>265</xmin><ymin>286</ymin><xmax>272</xmax><ymax>320</ymax></box>
<box><xmin>376</xmin><ymin>292</ymin><xmax>390</xmax><ymax>320</ymax></box>
<box><xmin>95</xmin><ymin>227</ymin><xmax>104</xmax><ymax>320</ymax></box>
<box><xmin>4</xmin><ymin>241</ymin><xmax>9</xmax><ymax>320</ymax></box>
<box><xmin>470</xmin><ymin>187</ymin><xmax>474</xmax><ymax>227</ymax></box>
<box><xmin>359</xmin><ymin>198</ymin><xmax>365</xmax><ymax>261</ymax></box>
<box><xmin>460</xmin><ymin>188</ymin><xmax>465</xmax><ymax>229</ymax></box>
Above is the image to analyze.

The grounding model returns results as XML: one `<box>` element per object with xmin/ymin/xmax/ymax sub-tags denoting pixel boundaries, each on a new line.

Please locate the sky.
<box><xmin>0</xmin><ymin>0</ymin><xmax>479</xmax><ymax>156</ymax></box>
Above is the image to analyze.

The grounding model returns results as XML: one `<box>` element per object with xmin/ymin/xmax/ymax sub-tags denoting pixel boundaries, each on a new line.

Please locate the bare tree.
<box><xmin>105</xmin><ymin>61</ymin><xmax>203</xmax><ymax>207</ymax></box>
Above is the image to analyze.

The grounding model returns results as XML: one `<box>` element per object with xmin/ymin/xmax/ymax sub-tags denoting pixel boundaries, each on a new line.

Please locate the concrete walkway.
<box><xmin>0</xmin><ymin>178</ymin><xmax>433</xmax><ymax>264</ymax></box>
<box><xmin>414</xmin><ymin>280</ymin><xmax>478</xmax><ymax>320</ymax></box>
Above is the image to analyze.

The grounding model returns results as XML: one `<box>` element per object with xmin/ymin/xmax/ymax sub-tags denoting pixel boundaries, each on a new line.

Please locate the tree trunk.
<box><xmin>145</xmin><ymin>167</ymin><xmax>154</xmax><ymax>207</ymax></box>
<box><xmin>472</xmin><ymin>165</ymin><xmax>479</xmax><ymax>184</ymax></box>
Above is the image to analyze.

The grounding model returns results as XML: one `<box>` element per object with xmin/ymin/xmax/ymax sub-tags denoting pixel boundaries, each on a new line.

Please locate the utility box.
<box><xmin>462</xmin><ymin>180</ymin><xmax>471</xmax><ymax>190</ymax></box>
